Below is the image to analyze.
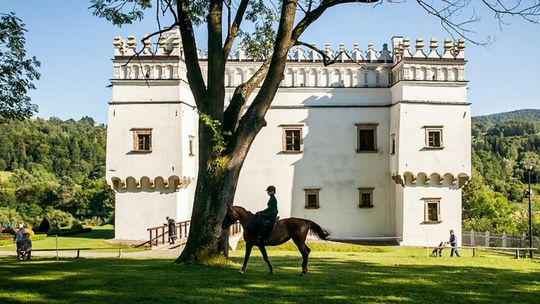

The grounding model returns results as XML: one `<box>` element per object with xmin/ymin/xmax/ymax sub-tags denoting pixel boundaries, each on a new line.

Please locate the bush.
<box><xmin>45</xmin><ymin>208</ymin><xmax>75</xmax><ymax>228</ymax></box>
<box><xmin>0</xmin><ymin>207</ymin><xmax>22</xmax><ymax>224</ymax></box>
<box><xmin>71</xmin><ymin>222</ymin><xmax>83</xmax><ymax>230</ymax></box>
<box><xmin>25</xmin><ymin>228</ymin><xmax>35</xmax><ymax>238</ymax></box>
<box><xmin>48</xmin><ymin>225</ymin><xmax>61</xmax><ymax>235</ymax></box>
<box><xmin>82</xmin><ymin>216</ymin><xmax>105</xmax><ymax>226</ymax></box>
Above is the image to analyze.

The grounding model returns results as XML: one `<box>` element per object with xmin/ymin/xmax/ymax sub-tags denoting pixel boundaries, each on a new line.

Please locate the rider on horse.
<box><xmin>247</xmin><ymin>185</ymin><xmax>278</xmax><ymax>242</ymax></box>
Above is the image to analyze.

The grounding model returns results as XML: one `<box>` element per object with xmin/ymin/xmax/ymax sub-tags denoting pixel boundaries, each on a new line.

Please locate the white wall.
<box><xmin>235</xmin><ymin>95</ymin><xmax>394</xmax><ymax>237</ymax></box>
<box><xmin>115</xmin><ymin>191</ymin><xmax>178</xmax><ymax>240</ymax></box>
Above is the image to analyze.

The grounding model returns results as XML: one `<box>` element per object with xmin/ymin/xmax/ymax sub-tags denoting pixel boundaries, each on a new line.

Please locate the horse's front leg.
<box><xmin>258</xmin><ymin>245</ymin><xmax>273</xmax><ymax>275</ymax></box>
<box><xmin>240</xmin><ymin>243</ymin><xmax>254</xmax><ymax>274</ymax></box>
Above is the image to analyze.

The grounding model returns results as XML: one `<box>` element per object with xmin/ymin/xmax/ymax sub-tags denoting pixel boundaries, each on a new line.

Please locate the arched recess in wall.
<box><xmin>155</xmin><ymin>65</ymin><xmax>163</xmax><ymax>79</ymax></box>
<box><xmin>298</xmin><ymin>69</ymin><xmax>306</xmax><ymax>86</ymax></box>
<box><xmin>410</xmin><ymin>67</ymin><xmax>417</xmax><ymax>80</ymax></box>
<box><xmin>320</xmin><ymin>69</ymin><xmax>329</xmax><ymax>87</ymax></box>
<box><xmin>166</xmin><ymin>65</ymin><xmax>174</xmax><ymax>79</ymax></box>
<box><xmin>344</xmin><ymin>69</ymin><xmax>353</xmax><ymax>87</ymax></box>
<box><xmin>431</xmin><ymin>67</ymin><xmax>437</xmax><ymax>80</ymax></box>
<box><xmin>419</xmin><ymin>67</ymin><xmax>427</xmax><ymax>81</ymax></box>
<box><xmin>442</xmin><ymin>68</ymin><xmax>448</xmax><ymax>81</ymax></box>
<box><xmin>452</xmin><ymin>68</ymin><xmax>459</xmax><ymax>81</ymax></box>
<box><xmin>308</xmin><ymin>68</ymin><xmax>317</xmax><ymax>87</ymax></box>
<box><xmin>144</xmin><ymin>65</ymin><xmax>151</xmax><ymax>79</ymax></box>
<box><xmin>331</xmin><ymin>69</ymin><xmax>341</xmax><ymax>87</ymax></box>
<box><xmin>284</xmin><ymin>68</ymin><xmax>294</xmax><ymax>87</ymax></box>
<box><xmin>234</xmin><ymin>68</ymin><xmax>243</xmax><ymax>86</ymax></box>
<box><xmin>132</xmin><ymin>65</ymin><xmax>140</xmax><ymax>79</ymax></box>
<box><xmin>121</xmin><ymin>65</ymin><xmax>128</xmax><ymax>79</ymax></box>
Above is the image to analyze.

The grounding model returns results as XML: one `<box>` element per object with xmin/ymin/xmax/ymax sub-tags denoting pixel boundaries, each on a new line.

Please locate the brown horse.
<box><xmin>222</xmin><ymin>205</ymin><xmax>330</xmax><ymax>275</ymax></box>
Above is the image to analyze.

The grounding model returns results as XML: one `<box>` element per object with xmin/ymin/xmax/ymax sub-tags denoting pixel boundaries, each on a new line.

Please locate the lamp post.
<box><xmin>525</xmin><ymin>164</ymin><xmax>533</xmax><ymax>259</ymax></box>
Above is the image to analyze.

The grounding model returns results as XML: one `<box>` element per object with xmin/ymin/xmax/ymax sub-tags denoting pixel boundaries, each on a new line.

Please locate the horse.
<box><xmin>222</xmin><ymin>205</ymin><xmax>330</xmax><ymax>275</ymax></box>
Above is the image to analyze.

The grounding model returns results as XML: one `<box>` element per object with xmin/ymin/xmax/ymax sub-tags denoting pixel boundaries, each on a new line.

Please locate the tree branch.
<box><xmin>176</xmin><ymin>0</ymin><xmax>207</xmax><ymax>108</ymax></box>
<box><xmin>223</xmin><ymin>0</ymin><xmax>250</xmax><ymax>58</ymax></box>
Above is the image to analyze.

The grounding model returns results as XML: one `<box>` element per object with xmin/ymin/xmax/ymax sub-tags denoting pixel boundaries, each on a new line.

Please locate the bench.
<box><xmin>425</xmin><ymin>246</ymin><xmax>537</xmax><ymax>258</ymax></box>
<box><xmin>32</xmin><ymin>247</ymin><xmax>123</xmax><ymax>258</ymax></box>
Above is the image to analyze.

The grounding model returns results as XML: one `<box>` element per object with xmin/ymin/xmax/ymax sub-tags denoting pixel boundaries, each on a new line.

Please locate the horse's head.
<box><xmin>222</xmin><ymin>205</ymin><xmax>238</xmax><ymax>230</ymax></box>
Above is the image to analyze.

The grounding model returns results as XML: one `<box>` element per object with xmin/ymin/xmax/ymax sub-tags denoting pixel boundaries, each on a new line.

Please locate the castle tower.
<box><xmin>389</xmin><ymin>37</ymin><xmax>471</xmax><ymax>245</ymax></box>
<box><xmin>106</xmin><ymin>31</ymin><xmax>197</xmax><ymax>240</ymax></box>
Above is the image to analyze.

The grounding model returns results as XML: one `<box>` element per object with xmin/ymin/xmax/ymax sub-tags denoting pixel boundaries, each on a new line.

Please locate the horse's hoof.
<box><xmin>269</xmin><ymin>271</ymin><xmax>274</xmax><ymax>275</ymax></box>
<box><xmin>238</xmin><ymin>270</ymin><xmax>245</xmax><ymax>275</ymax></box>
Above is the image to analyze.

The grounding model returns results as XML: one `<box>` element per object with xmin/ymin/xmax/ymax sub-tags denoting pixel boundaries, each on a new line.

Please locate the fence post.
<box><xmin>471</xmin><ymin>230</ymin><xmax>475</xmax><ymax>246</ymax></box>
<box><xmin>485</xmin><ymin>231</ymin><xmax>490</xmax><ymax>247</ymax></box>
<box><xmin>502</xmin><ymin>232</ymin><xmax>507</xmax><ymax>248</ymax></box>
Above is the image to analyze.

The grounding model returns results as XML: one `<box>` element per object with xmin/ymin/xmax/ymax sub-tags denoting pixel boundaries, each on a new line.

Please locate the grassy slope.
<box><xmin>0</xmin><ymin>244</ymin><xmax>539</xmax><ymax>304</ymax></box>
<box><xmin>0</xmin><ymin>225</ymin><xmax>139</xmax><ymax>251</ymax></box>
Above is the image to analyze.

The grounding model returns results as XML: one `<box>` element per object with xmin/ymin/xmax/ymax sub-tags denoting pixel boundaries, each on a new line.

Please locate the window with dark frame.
<box><xmin>424</xmin><ymin>126</ymin><xmax>443</xmax><ymax>148</ymax></box>
<box><xmin>390</xmin><ymin>134</ymin><xmax>396</xmax><ymax>155</ymax></box>
<box><xmin>281</xmin><ymin>125</ymin><xmax>303</xmax><ymax>153</ymax></box>
<box><xmin>423</xmin><ymin>198</ymin><xmax>441</xmax><ymax>223</ymax></box>
<box><xmin>356</xmin><ymin>124</ymin><xmax>378</xmax><ymax>152</ymax></box>
<box><xmin>358</xmin><ymin>188</ymin><xmax>374</xmax><ymax>208</ymax></box>
<box><xmin>132</xmin><ymin>128</ymin><xmax>152</xmax><ymax>152</ymax></box>
<box><xmin>304</xmin><ymin>189</ymin><xmax>320</xmax><ymax>209</ymax></box>
<box><xmin>188</xmin><ymin>136</ymin><xmax>195</xmax><ymax>156</ymax></box>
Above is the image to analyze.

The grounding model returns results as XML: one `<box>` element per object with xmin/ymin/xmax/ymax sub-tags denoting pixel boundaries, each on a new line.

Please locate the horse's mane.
<box><xmin>233</xmin><ymin>205</ymin><xmax>254</xmax><ymax>216</ymax></box>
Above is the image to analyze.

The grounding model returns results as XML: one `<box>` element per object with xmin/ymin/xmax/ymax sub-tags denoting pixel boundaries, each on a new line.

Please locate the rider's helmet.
<box><xmin>266</xmin><ymin>185</ymin><xmax>276</xmax><ymax>193</ymax></box>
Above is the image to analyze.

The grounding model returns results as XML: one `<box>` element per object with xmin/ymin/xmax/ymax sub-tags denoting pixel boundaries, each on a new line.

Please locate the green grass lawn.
<box><xmin>1</xmin><ymin>225</ymin><xmax>141</xmax><ymax>251</ymax></box>
<box><xmin>1</xmin><ymin>244</ymin><xmax>539</xmax><ymax>304</ymax></box>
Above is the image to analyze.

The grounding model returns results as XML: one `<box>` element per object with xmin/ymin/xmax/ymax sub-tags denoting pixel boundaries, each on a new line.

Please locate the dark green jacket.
<box><xmin>258</xmin><ymin>195</ymin><xmax>278</xmax><ymax>218</ymax></box>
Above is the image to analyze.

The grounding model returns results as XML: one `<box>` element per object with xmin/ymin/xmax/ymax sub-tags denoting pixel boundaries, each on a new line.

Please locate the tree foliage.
<box><xmin>0</xmin><ymin>117</ymin><xmax>113</xmax><ymax>228</ymax></box>
<box><xmin>0</xmin><ymin>13</ymin><xmax>40</xmax><ymax>120</ymax></box>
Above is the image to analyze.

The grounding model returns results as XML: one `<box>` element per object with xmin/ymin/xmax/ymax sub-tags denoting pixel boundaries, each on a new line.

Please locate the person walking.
<box><xmin>166</xmin><ymin>216</ymin><xmax>176</xmax><ymax>244</ymax></box>
<box><xmin>449</xmin><ymin>229</ymin><xmax>460</xmax><ymax>257</ymax></box>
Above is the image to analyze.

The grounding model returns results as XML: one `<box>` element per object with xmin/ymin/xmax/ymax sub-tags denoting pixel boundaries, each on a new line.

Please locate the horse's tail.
<box><xmin>306</xmin><ymin>220</ymin><xmax>331</xmax><ymax>240</ymax></box>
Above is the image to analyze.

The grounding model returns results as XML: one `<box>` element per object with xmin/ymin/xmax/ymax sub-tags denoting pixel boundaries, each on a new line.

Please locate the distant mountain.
<box><xmin>474</xmin><ymin>109</ymin><xmax>540</xmax><ymax>124</ymax></box>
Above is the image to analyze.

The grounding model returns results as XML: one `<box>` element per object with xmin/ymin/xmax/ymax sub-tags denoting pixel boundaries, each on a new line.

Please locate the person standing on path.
<box><xmin>449</xmin><ymin>229</ymin><xmax>460</xmax><ymax>257</ymax></box>
<box><xmin>166</xmin><ymin>217</ymin><xmax>176</xmax><ymax>244</ymax></box>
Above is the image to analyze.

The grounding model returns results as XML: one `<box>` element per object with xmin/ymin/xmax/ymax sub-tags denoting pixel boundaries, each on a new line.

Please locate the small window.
<box><xmin>358</xmin><ymin>188</ymin><xmax>374</xmax><ymax>208</ymax></box>
<box><xmin>424</xmin><ymin>126</ymin><xmax>443</xmax><ymax>149</ymax></box>
<box><xmin>188</xmin><ymin>136</ymin><xmax>195</xmax><ymax>156</ymax></box>
<box><xmin>356</xmin><ymin>124</ymin><xmax>378</xmax><ymax>153</ymax></box>
<box><xmin>280</xmin><ymin>125</ymin><xmax>303</xmax><ymax>153</ymax></box>
<box><xmin>304</xmin><ymin>189</ymin><xmax>320</xmax><ymax>209</ymax></box>
<box><xmin>390</xmin><ymin>134</ymin><xmax>396</xmax><ymax>155</ymax></box>
<box><xmin>132</xmin><ymin>128</ymin><xmax>152</xmax><ymax>153</ymax></box>
<box><xmin>423</xmin><ymin>198</ymin><xmax>441</xmax><ymax>223</ymax></box>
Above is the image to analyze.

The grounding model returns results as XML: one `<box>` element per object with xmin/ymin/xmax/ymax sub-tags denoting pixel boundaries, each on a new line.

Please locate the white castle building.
<box><xmin>106</xmin><ymin>31</ymin><xmax>471</xmax><ymax>246</ymax></box>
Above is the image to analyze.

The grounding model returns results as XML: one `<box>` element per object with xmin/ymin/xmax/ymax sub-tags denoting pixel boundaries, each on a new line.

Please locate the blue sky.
<box><xmin>2</xmin><ymin>1</ymin><xmax>539</xmax><ymax>123</ymax></box>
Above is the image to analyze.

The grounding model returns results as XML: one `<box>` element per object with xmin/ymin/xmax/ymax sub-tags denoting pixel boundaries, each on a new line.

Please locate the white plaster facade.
<box><xmin>106</xmin><ymin>32</ymin><xmax>470</xmax><ymax>245</ymax></box>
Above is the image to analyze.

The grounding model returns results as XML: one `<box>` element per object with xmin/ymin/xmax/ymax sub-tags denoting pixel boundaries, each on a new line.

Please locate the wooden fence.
<box><xmin>147</xmin><ymin>220</ymin><xmax>242</xmax><ymax>248</ymax></box>
<box><xmin>462</xmin><ymin>230</ymin><xmax>539</xmax><ymax>252</ymax></box>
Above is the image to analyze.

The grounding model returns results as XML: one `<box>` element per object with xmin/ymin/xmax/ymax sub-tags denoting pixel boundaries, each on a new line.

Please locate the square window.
<box><xmin>132</xmin><ymin>128</ymin><xmax>152</xmax><ymax>153</ymax></box>
<box><xmin>304</xmin><ymin>189</ymin><xmax>320</xmax><ymax>209</ymax></box>
<box><xmin>423</xmin><ymin>198</ymin><xmax>441</xmax><ymax>223</ymax></box>
<box><xmin>281</xmin><ymin>125</ymin><xmax>303</xmax><ymax>153</ymax></box>
<box><xmin>358</xmin><ymin>188</ymin><xmax>374</xmax><ymax>208</ymax></box>
<box><xmin>356</xmin><ymin>124</ymin><xmax>378</xmax><ymax>153</ymax></box>
<box><xmin>424</xmin><ymin>126</ymin><xmax>443</xmax><ymax>149</ymax></box>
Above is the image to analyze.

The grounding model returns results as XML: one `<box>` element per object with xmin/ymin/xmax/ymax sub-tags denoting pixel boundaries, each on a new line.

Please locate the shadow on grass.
<box><xmin>0</xmin><ymin>253</ymin><xmax>539</xmax><ymax>304</ymax></box>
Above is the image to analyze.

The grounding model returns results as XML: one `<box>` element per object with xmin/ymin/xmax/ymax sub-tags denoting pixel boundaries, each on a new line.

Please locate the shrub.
<box><xmin>25</xmin><ymin>228</ymin><xmax>35</xmax><ymax>238</ymax></box>
<box><xmin>45</xmin><ymin>208</ymin><xmax>75</xmax><ymax>228</ymax></box>
<box><xmin>0</xmin><ymin>207</ymin><xmax>22</xmax><ymax>224</ymax></box>
<box><xmin>37</xmin><ymin>217</ymin><xmax>51</xmax><ymax>233</ymax></box>
<box><xmin>71</xmin><ymin>222</ymin><xmax>83</xmax><ymax>230</ymax></box>
<box><xmin>82</xmin><ymin>216</ymin><xmax>105</xmax><ymax>226</ymax></box>
<box><xmin>48</xmin><ymin>226</ymin><xmax>61</xmax><ymax>235</ymax></box>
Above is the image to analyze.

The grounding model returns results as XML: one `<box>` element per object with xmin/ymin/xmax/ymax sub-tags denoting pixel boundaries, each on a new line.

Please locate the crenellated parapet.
<box><xmin>392</xmin><ymin>172</ymin><xmax>470</xmax><ymax>188</ymax></box>
<box><xmin>391</xmin><ymin>37</ymin><xmax>466</xmax><ymax>83</ymax></box>
<box><xmin>109</xmin><ymin>175</ymin><xmax>193</xmax><ymax>192</ymax></box>
<box><xmin>111</xmin><ymin>31</ymin><xmax>466</xmax><ymax>87</ymax></box>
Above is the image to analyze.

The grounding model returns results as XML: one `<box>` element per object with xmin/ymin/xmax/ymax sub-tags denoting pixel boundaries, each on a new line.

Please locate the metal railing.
<box><xmin>462</xmin><ymin>230</ymin><xmax>540</xmax><ymax>252</ymax></box>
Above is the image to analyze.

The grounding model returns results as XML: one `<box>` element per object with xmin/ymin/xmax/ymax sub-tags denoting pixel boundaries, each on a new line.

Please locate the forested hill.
<box><xmin>474</xmin><ymin>109</ymin><xmax>540</xmax><ymax>124</ymax></box>
<box><xmin>0</xmin><ymin>117</ymin><xmax>113</xmax><ymax>228</ymax></box>
<box><xmin>464</xmin><ymin>110</ymin><xmax>540</xmax><ymax>234</ymax></box>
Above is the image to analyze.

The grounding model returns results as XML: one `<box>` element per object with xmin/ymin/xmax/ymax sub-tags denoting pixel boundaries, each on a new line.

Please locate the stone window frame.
<box><xmin>358</xmin><ymin>188</ymin><xmax>374</xmax><ymax>208</ymax></box>
<box><xmin>188</xmin><ymin>135</ymin><xmax>195</xmax><ymax>157</ymax></box>
<box><xmin>422</xmin><ymin>197</ymin><xmax>442</xmax><ymax>224</ymax></box>
<box><xmin>280</xmin><ymin>124</ymin><xmax>303</xmax><ymax>154</ymax></box>
<box><xmin>390</xmin><ymin>134</ymin><xmax>396</xmax><ymax>155</ymax></box>
<box><xmin>131</xmin><ymin>128</ymin><xmax>152</xmax><ymax>153</ymax></box>
<box><xmin>424</xmin><ymin>125</ymin><xmax>444</xmax><ymax>149</ymax></box>
<box><xmin>356</xmin><ymin>123</ymin><xmax>378</xmax><ymax>153</ymax></box>
<box><xmin>304</xmin><ymin>188</ymin><xmax>320</xmax><ymax>209</ymax></box>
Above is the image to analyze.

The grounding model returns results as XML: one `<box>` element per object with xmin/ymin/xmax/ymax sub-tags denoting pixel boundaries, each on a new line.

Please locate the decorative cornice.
<box><xmin>392</xmin><ymin>172</ymin><xmax>470</xmax><ymax>188</ymax></box>
<box><xmin>108</xmin><ymin>175</ymin><xmax>194</xmax><ymax>192</ymax></box>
